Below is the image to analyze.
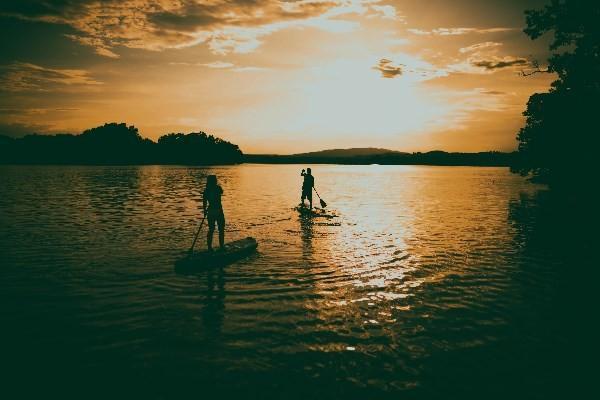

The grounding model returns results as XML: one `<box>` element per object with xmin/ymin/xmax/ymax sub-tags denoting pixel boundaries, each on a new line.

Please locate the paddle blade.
<box><xmin>320</xmin><ymin>198</ymin><xmax>327</xmax><ymax>208</ymax></box>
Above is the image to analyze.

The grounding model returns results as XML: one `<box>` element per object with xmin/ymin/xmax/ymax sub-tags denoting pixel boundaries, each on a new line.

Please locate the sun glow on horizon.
<box><xmin>0</xmin><ymin>0</ymin><xmax>555</xmax><ymax>153</ymax></box>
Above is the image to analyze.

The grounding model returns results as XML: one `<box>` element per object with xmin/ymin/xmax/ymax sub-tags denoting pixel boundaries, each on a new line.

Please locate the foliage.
<box><xmin>0</xmin><ymin>123</ymin><xmax>243</xmax><ymax>165</ymax></box>
<box><xmin>157</xmin><ymin>131</ymin><xmax>242</xmax><ymax>164</ymax></box>
<box><xmin>514</xmin><ymin>0</ymin><xmax>600</xmax><ymax>185</ymax></box>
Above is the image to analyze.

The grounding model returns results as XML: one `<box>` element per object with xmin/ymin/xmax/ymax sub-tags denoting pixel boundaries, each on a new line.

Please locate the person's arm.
<box><xmin>202</xmin><ymin>191</ymin><xmax>208</xmax><ymax>215</ymax></box>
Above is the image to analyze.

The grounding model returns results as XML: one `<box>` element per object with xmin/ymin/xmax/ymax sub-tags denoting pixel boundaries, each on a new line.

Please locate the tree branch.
<box><xmin>520</xmin><ymin>67</ymin><xmax>550</xmax><ymax>76</ymax></box>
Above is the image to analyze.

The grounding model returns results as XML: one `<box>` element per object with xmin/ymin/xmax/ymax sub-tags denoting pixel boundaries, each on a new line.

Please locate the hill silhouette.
<box><xmin>245</xmin><ymin>149</ymin><xmax>514</xmax><ymax>166</ymax></box>
<box><xmin>291</xmin><ymin>147</ymin><xmax>404</xmax><ymax>158</ymax></box>
<box><xmin>0</xmin><ymin>123</ymin><xmax>243</xmax><ymax>165</ymax></box>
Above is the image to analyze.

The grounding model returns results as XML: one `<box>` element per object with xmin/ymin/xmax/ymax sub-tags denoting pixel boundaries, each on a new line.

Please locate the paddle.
<box><xmin>313</xmin><ymin>188</ymin><xmax>327</xmax><ymax>208</ymax></box>
<box><xmin>189</xmin><ymin>214</ymin><xmax>206</xmax><ymax>255</ymax></box>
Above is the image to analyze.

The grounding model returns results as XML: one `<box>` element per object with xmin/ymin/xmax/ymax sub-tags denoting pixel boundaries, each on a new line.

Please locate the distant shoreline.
<box><xmin>243</xmin><ymin>151</ymin><xmax>516</xmax><ymax>167</ymax></box>
<box><xmin>0</xmin><ymin>124</ymin><xmax>516</xmax><ymax>167</ymax></box>
<box><xmin>0</xmin><ymin>152</ymin><xmax>516</xmax><ymax>167</ymax></box>
<box><xmin>0</xmin><ymin>159</ymin><xmax>515</xmax><ymax>168</ymax></box>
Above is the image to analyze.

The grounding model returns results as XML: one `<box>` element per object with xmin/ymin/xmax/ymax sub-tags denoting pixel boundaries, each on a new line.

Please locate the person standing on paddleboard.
<box><xmin>300</xmin><ymin>168</ymin><xmax>315</xmax><ymax>209</ymax></box>
<box><xmin>203</xmin><ymin>175</ymin><xmax>225</xmax><ymax>251</ymax></box>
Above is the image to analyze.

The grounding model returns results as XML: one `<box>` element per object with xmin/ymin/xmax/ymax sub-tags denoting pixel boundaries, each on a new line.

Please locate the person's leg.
<box><xmin>302</xmin><ymin>189</ymin><xmax>310</xmax><ymax>207</ymax></box>
<box><xmin>308</xmin><ymin>192</ymin><xmax>313</xmax><ymax>209</ymax></box>
<box><xmin>217</xmin><ymin>212</ymin><xmax>225</xmax><ymax>249</ymax></box>
<box><xmin>207</xmin><ymin>212</ymin><xmax>216</xmax><ymax>250</ymax></box>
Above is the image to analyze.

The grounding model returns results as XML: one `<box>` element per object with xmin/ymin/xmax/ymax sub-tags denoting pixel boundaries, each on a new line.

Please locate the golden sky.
<box><xmin>0</xmin><ymin>0</ymin><xmax>555</xmax><ymax>153</ymax></box>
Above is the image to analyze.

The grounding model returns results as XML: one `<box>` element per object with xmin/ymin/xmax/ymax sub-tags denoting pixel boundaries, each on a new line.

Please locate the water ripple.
<box><xmin>0</xmin><ymin>164</ymin><xmax>573</xmax><ymax>398</ymax></box>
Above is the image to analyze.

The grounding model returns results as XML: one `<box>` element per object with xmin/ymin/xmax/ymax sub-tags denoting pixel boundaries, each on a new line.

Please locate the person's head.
<box><xmin>307</xmin><ymin>168</ymin><xmax>312</xmax><ymax>174</ymax></box>
<box><xmin>206</xmin><ymin>175</ymin><xmax>217</xmax><ymax>189</ymax></box>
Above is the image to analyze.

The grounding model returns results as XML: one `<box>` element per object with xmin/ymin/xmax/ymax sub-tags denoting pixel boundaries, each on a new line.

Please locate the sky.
<box><xmin>0</xmin><ymin>0</ymin><xmax>556</xmax><ymax>154</ymax></box>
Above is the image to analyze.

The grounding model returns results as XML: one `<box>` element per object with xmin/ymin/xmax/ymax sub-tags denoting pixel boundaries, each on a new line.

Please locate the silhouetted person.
<box><xmin>203</xmin><ymin>175</ymin><xmax>225</xmax><ymax>251</ymax></box>
<box><xmin>300</xmin><ymin>168</ymin><xmax>315</xmax><ymax>209</ymax></box>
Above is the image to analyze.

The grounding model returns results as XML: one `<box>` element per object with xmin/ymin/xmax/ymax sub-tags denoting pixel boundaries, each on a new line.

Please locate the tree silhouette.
<box><xmin>0</xmin><ymin>123</ymin><xmax>243</xmax><ymax>165</ymax></box>
<box><xmin>514</xmin><ymin>0</ymin><xmax>600</xmax><ymax>186</ymax></box>
<box><xmin>157</xmin><ymin>131</ymin><xmax>242</xmax><ymax>165</ymax></box>
<box><xmin>79</xmin><ymin>123</ymin><xmax>155</xmax><ymax>164</ymax></box>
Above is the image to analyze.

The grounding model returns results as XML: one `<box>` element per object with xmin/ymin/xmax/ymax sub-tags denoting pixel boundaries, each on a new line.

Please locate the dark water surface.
<box><xmin>0</xmin><ymin>165</ymin><xmax>593</xmax><ymax>398</ymax></box>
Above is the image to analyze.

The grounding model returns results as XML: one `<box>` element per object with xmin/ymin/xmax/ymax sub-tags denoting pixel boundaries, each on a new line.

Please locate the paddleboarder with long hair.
<box><xmin>203</xmin><ymin>175</ymin><xmax>225</xmax><ymax>251</ymax></box>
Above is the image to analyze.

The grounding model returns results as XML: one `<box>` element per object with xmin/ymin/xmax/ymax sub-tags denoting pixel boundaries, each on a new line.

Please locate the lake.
<box><xmin>0</xmin><ymin>164</ymin><xmax>592</xmax><ymax>398</ymax></box>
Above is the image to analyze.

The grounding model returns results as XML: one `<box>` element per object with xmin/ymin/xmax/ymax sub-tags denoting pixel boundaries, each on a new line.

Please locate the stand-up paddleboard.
<box><xmin>175</xmin><ymin>237</ymin><xmax>258</xmax><ymax>272</ymax></box>
<box><xmin>295</xmin><ymin>205</ymin><xmax>337</xmax><ymax>219</ymax></box>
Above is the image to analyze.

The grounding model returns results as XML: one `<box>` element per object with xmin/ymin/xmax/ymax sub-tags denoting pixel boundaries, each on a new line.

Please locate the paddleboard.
<box><xmin>175</xmin><ymin>237</ymin><xmax>258</xmax><ymax>272</ymax></box>
<box><xmin>295</xmin><ymin>206</ymin><xmax>337</xmax><ymax>219</ymax></box>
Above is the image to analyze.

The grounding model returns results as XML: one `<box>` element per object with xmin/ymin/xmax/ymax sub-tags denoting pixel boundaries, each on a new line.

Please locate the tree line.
<box><xmin>0</xmin><ymin>122</ymin><xmax>243</xmax><ymax>165</ymax></box>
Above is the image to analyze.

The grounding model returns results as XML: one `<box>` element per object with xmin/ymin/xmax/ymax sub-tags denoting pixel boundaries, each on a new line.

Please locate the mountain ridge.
<box><xmin>289</xmin><ymin>147</ymin><xmax>405</xmax><ymax>158</ymax></box>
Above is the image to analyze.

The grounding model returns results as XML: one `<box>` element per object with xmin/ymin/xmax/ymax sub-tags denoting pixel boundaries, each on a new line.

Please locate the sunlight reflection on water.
<box><xmin>1</xmin><ymin>164</ymin><xmax>564</xmax><ymax>398</ymax></box>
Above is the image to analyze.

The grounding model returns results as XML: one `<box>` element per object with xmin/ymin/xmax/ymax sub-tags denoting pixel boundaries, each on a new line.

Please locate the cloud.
<box><xmin>459</xmin><ymin>42</ymin><xmax>503</xmax><ymax>54</ymax></box>
<box><xmin>64</xmin><ymin>35</ymin><xmax>120</xmax><ymax>58</ymax></box>
<box><xmin>384</xmin><ymin>36</ymin><xmax>409</xmax><ymax>46</ymax></box>
<box><xmin>445</xmin><ymin>55</ymin><xmax>530</xmax><ymax>75</ymax></box>
<box><xmin>0</xmin><ymin>121</ymin><xmax>52</xmax><ymax>137</ymax></box>
<box><xmin>370</xmin><ymin>4</ymin><xmax>400</xmax><ymax>20</ymax></box>
<box><xmin>0</xmin><ymin>62</ymin><xmax>102</xmax><ymax>91</ymax></box>
<box><xmin>472</xmin><ymin>57</ymin><xmax>528</xmax><ymax>70</ymax></box>
<box><xmin>372</xmin><ymin>54</ymin><xmax>449</xmax><ymax>82</ymax></box>
<box><xmin>442</xmin><ymin>37</ymin><xmax>530</xmax><ymax>75</ymax></box>
<box><xmin>373</xmin><ymin>59</ymin><xmax>403</xmax><ymax>78</ymax></box>
<box><xmin>200</xmin><ymin>61</ymin><xmax>235</xmax><ymax>69</ymax></box>
<box><xmin>231</xmin><ymin>66</ymin><xmax>269</xmax><ymax>73</ymax></box>
<box><xmin>1</xmin><ymin>0</ymin><xmax>399</xmax><ymax>57</ymax></box>
<box><xmin>408</xmin><ymin>27</ymin><xmax>515</xmax><ymax>36</ymax></box>
<box><xmin>0</xmin><ymin>107</ymin><xmax>47</xmax><ymax>115</ymax></box>
<box><xmin>168</xmin><ymin>60</ymin><xmax>267</xmax><ymax>72</ymax></box>
<box><xmin>480</xmin><ymin>90</ymin><xmax>508</xmax><ymax>95</ymax></box>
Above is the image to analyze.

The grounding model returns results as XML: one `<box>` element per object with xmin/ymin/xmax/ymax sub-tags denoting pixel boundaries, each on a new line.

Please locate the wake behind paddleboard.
<box><xmin>175</xmin><ymin>237</ymin><xmax>258</xmax><ymax>272</ymax></box>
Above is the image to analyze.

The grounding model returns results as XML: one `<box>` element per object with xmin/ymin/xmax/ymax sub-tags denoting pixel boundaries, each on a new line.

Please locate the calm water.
<box><xmin>0</xmin><ymin>165</ymin><xmax>592</xmax><ymax>398</ymax></box>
